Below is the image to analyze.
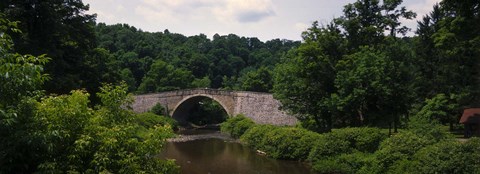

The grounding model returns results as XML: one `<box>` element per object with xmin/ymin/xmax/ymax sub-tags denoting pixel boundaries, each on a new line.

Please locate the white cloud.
<box><xmin>409</xmin><ymin>0</ymin><xmax>440</xmax><ymax>19</ymax></box>
<box><xmin>135</xmin><ymin>0</ymin><xmax>217</xmax><ymax>24</ymax></box>
<box><xmin>85</xmin><ymin>0</ymin><xmax>441</xmax><ymax>41</ymax></box>
<box><xmin>135</xmin><ymin>5</ymin><xmax>168</xmax><ymax>23</ymax></box>
<box><xmin>116</xmin><ymin>4</ymin><xmax>125</xmax><ymax>12</ymax></box>
<box><xmin>213</xmin><ymin>0</ymin><xmax>275</xmax><ymax>23</ymax></box>
<box><xmin>294</xmin><ymin>22</ymin><xmax>309</xmax><ymax>33</ymax></box>
<box><xmin>135</xmin><ymin>0</ymin><xmax>275</xmax><ymax>24</ymax></box>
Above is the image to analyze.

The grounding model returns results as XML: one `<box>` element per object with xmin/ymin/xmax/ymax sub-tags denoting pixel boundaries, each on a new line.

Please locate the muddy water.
<box><xmin>160</xmin><ymin>129</ymin><xmax>315</xmax><ymax>174</ymax></box>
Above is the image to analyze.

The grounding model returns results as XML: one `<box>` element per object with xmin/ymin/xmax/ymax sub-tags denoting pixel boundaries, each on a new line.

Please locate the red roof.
<box><xmin>460</xmin><ymin>108</ymin><xmax>480</xmax><ymax>124</ymax></box>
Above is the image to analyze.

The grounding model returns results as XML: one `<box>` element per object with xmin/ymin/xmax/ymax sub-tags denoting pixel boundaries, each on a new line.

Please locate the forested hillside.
<box><xmin>94</xmin><ymin>24</ymin><xmax>299</xmax><ymax>93</ymax></box>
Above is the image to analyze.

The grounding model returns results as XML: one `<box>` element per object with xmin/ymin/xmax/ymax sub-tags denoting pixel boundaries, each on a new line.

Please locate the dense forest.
<box><xmin>1</xmin><ymin>0</ymin><xmax>480</xmax><ymax>173</ymax></box>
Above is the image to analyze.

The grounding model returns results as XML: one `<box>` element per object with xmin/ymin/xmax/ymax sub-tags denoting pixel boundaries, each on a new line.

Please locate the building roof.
<box><xmin>460</xmin><ymin>108</ymin><xmax>480</xmax><ymax>124</ymax></box>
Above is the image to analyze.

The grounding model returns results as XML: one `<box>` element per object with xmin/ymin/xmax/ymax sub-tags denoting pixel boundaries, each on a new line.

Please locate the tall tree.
<box><xmin>1</xmin><ymin>0</ymin><xmax>97</xmax><ymax>94</ymax></box>
<box><xmin>414</xmin><ymin>0</ymin><xmax>480</xmax><ymax>128</ymax></box>
<box><xmin>0</xmin><ymin>15</ymin><xmax>50</xmax><ymax>173</ymax></box>
<box><xmin>336</xmin><ymin>0</ymin><xmax>415</xmax><ymax>49</ymax></box>
<box><xmin>273</xmin><ymin>22</ymin><xmax>346</xmax><ymax>132</ymax></box>
<box><xmin>273</xmin><ymin>0</ymin><xmax>416</xmax><ymax>131</ymax></box>
<box><xmin>240</xmin><ymin>66</ymin><xmax>273</xmax><ymax>92</ymax></box>
<box><xmin>333</xmin><ymin>47</ymin><xmax>396</xmax><ymax>126</ymax></box>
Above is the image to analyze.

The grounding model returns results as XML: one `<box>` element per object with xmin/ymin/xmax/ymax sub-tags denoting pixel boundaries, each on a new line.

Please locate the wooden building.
<box><xmin>460</xmin><ymin>108</ymin><xmax>480</xmax><ymax>137</ymax></box>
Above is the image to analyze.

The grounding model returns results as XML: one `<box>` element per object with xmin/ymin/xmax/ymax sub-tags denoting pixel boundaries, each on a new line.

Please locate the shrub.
<box><xmin>312</xmin><ymin>152</ymin><xmax>373</xmax><ymax>174</ymax></box>
<box><xmin>220</xmin><ymin>114</ymin><xmax>255</xmax><ymax>138</ymax></box>
<box><xmin>240</xmin><ymin>124</ymin><xmax>277</xmax><ymax>150</ymax></box>
<box><xmin>371</xmin><ymin>131</ymin><xmax>431</xmax><ymax>173</ymax></box>
<box><xmin>411</xmin><ymin>141</ymin><xmax>465</xmax><ymax>174</ymax></box>
<box><xmin>308</xmin><ymin>127</ymin><xmax>387</xmax><ymax>163</ymax></box>
<box><xmin>462</xmin><ymin>138</ymin><xmax>480</xmax><ymax>173</ymax></box>
<box><xmin>406</xmin><ymin>138</ymin><xmax>480</xmax><ymax>174</ymax></box>
<box><xmin>312</xmin><ymin>158</ymin><xmax>351</xmax><ymax>174</ymax></box>
<box><xmin>262</xmin><ymin>127</ymin><xmax>320</xmax><ymax>159</ymax></box>
<box><xmin>136</xmin><ymin>112</ymin><xmax>177</xmax><ymax>129</ymax></box>
<box><xmin>308</xmin><ymin>135</ymin><xmax>351</xmax><ymax>162</ymax></box>
<box><xmin>408</xmin><ymin>94</ymin><xmax>454</xmax><ymax>143</ymax></box>
<box><xmin>330</xmin><ymin>127</ymin><xmax>388</xmax><ymax>153</ymax></box>
<box><xmin>135</xmin><ymin>112</ymin><xmax>178</xmax><ymax>139</ymax></box>
<box><xmin>408</xmin><ymin>114</ymin><xmax>453</xmax><ymax>143</ymax></box>
<box><xmin>150</xmin><ymin>103</ymin><xmax>166</xmax><ymax>116</ymax></box>
<box><xmin>384</xmin><ymin>159</ymin><xmax>418</xmax><ymax>174</ymax></box>
<box><xmin>241</xmin><ymin>125</ymin><xmax>320</xmax><ymax>160</ymax></box>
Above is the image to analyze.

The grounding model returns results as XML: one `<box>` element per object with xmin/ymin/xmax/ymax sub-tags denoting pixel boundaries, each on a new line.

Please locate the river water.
<box><xmin>159</xmin><ymin>129</ymin><xmax>315</xmax><ymax>174</ymax></box>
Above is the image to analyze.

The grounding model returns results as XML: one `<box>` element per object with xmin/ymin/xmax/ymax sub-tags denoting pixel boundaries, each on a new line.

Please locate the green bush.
<box><xmin>135</xmin><ymin>112</ymin><xmax>178</xmax><ymax>139</ymax></box>
<box><xmin>220</xmin><ymin>114</ymin><xmax>255</xmax><ymax>138</ymax></box>
<box><xmin>408</xmin><ymin>94</ymin><xmax>454</xmax><ymax>143</ymax></box>
<box><xmin>241</xmin><ymin>125</ymin><xmax>320</xmax><ymax>160</ymax></box>
<box><xmin>240</xmin><ymin>124</ymin><xmax>277</xmax><ymax>150</ymax></box>
<box><xmin>150</xmin><ymin>103</ymin><xmax>166</xmax><ymax>116</ymax></box>
<box><xmin>312</xmin><ymin>152</ymin><xmax>373</xmax><ymax>174</ymax></box>
<box><xmin>330</xmin><ymin>127</ymin><xmax>388</xmax><ymax>153</ymax></box>
<box><xmin>382</xmin><ymin>159</ymin><xmax>418</xmax><ymax>174</ymax></box>
<box><xmin>308</xmin><ymin>127</ymin><xmax>387</xmax><ymax>163</ymax></box>
<box><xmin>371</xmin><ymin>131</ymin><xmax>431</xmax><ymax>173</ymax></box>
<box><xmin>312</xmin><ymin>158</ymin><xmax>351</xmax><ymax>174</ymax></box>
<box><xmin>136</xmin><ymin>112</ymin><xmax>177</xmax><ymax>129</ymax></box>
<box><xmin>263</xmin><ymin>127</ymin><xmax>320</xmax><ymax>159</ymax></box>
<box><xmin>308</xmin><ymin>135</ymin><xmax>351</xmax><ymax>162</ymax></box>
<box><xmin>411</xmin><ymin>141</ymin><xmax>465</xmax><ymax>174</ymax></box>
<box><xmin>405</xmin><ymin>138</ymin><xmax>480</xmax><ymax>174</ymax></box>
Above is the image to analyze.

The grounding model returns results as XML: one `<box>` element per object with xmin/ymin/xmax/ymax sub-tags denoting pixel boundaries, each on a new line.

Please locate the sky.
<box><xmin>83</xmin><ymin>0</ymin><xmax>441</xmax><ymax>41</ymax></box>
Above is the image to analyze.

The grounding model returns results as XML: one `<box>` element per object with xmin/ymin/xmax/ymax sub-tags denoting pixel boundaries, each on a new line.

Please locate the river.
<box><xmin>159</xmin><ymin>129</ymin><xmax>315</xmax><ymax>174</ymax></box>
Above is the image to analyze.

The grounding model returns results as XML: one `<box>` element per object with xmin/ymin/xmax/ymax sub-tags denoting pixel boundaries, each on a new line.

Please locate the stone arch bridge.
<box><xmin>132</xmin><ymin>88</ymin><xmax>297</xmax><ymax>126</ymax></box>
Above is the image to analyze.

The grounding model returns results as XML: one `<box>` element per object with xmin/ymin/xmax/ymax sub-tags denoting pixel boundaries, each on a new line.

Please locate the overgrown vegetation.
<box><xmin>1</xmin><ymin>0</ymin><xmax>479</xmax><ymax>173</ymax></box>
<box><xmin>220</xmin><ymin>114</ymin><xmax>255</xmax><ymax>138</ymax></box>
<box><xmin>222</xmin><ymin>115</ymin><xmax>480</xmax><ymax>173</ymax></box>
<box><xmin>273</xmin><ymin>0</ymin><xmax>479</xmax><ymax>133</ymax></box>
<box><xmin>0</xmin><ymin>18</ymin><xmax>178</xmax><ymax>172</ymax></box>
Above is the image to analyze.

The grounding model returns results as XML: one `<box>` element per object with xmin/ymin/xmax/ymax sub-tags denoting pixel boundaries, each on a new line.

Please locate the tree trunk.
<box><xmin>394</xmin><ymin>115</ymin><xmax>398</xmax><ymax>133</ymax></box>
<box><xmin>389</xmin><ymin>122</ymin><xmax>392</xmax><ymax>135</ymax></box>
<box><xmin>357</xmin><ymin>109</ymin><xmax>364</xmax><ymax>126</ymax></box>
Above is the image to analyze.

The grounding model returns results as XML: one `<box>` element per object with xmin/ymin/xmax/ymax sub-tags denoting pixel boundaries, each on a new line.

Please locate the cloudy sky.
<box><xmin>83</xmin><ymin>0</ymin><xmax>440</xmax><ymax>41</ymax></box>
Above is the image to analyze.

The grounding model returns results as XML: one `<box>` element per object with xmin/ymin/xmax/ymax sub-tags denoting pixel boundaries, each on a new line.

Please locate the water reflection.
<box><xmin>160</xmin><ymin>130</ymin><xmax>314</xmax><ymax>174</ymax></box>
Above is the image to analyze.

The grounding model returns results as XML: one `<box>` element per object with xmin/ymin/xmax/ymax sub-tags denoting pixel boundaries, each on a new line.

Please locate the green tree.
<box><xmin>414</xmin><ymin>0</ymin><xmax>480</xmax><ymax>108</ymax></box>
<box><xmin>1</xmin><ymin>0</ymin><xmax>97</xmax><ymax>94</ymax></box>
<box><xmin>333</xmin><ymin>47</ymin><xmax>396</xmax><ymax>126</ymax></box>
<box><xmin>192</xmin><ymin>76</ymin><xmax>211</xmax><ymax>88</ymax></box>
<box><xmin>336</xmin><ymin>0</ymin><xmax>416</xmax><ymax>49</ymax></box>
<box><xmin>0</xmin><ymin>15</ymin><xmax>50</xmax><ymax>173</ymax></box>
<box><xmin>138</xmin><ymin>60</ymin><xmax>194</xmax><ymax>93</ymax></box>
<box><xmin>33</xmin><ymin>84</ymin><xmax>179</xmax><ymax>173</ymax></box>
<box><xmin>240</xmin><ymin>66</ymin><xmax>273</xmax><ymax>92</ymax></box>
<box><xmin>120</xmin><ymin>68</ymin><xmax>137</xmax><ymax>92</ymax></box>
<box><xmin>273</xmin><ymin>0</ymin><xmax>416</xmax><ymax>131</ymax></box>
<box><xmin>273</xmin><ymin>22</ymin><xmax>345</xmax><ymax>132</ymax></box>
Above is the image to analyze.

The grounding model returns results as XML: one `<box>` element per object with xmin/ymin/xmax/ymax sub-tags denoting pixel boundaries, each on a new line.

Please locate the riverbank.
<box><xmin>220</xmin><ymin>115</ymin><xmax>480</xmax><ymax>174</ymax></box>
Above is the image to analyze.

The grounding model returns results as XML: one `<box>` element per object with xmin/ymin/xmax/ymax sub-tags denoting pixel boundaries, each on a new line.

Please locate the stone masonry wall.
<box><xmin>132</xmin><ymin>89</ymin><xmax>297</xmax><ymax>126</ymax></box>
<box><xmin>233</xmin><ymin>92</ymin><xmax>297</xmax><ymax>126</ymax></box>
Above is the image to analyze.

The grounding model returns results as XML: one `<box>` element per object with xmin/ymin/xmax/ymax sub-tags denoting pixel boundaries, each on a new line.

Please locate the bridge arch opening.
<box><xmin>171</xmin><ymin>95</ymin><xmax>229</xmax><ymax>127</ymax></box>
